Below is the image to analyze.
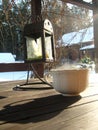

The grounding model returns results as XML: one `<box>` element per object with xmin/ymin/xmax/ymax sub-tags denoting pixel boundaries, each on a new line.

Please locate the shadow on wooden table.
<box><xmin>0</xmin><ymin>94</ymin><xmax>81</xmax><ymax>124</ymax></box>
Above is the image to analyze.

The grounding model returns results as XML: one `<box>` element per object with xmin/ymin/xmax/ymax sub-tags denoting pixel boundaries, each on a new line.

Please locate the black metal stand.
<box><xmin>13</xmin><ymin>63</ymin><xmax>53</xmax><ymax>91</ymax></box>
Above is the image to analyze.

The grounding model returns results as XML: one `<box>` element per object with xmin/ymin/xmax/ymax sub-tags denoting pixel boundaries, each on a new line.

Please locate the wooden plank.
<box><xmin>0</xmin><ymin>93</ymin><xmax>98</xmax><ymax>123</ymax></box>
<box><xmin>0</xmin><ymin>81</ymin><xmax>98</xmax><ymax>130</ymax></box>
<box><xmin>0</xmin><ymin>97</ymin><xmax>98</xmax><ymax>130</ymax></box>
<box><xmin>0</xmin><ymin>62</ymin><xmax>44</xmax><ymax>77</ymax></box>
<box><xmin>93</xmin><ymin>0</ymin><xmax>98</xmax><ymax>72</ymax></box>
<box><xmin>0</xmin><ymin>80</ymin><xmax>56</xmax><ymax>108</ymax></box>
<box><xmin>0</xmin><ymin>63</ymin><xmax>29</xmax><ymax>72</ymax></box>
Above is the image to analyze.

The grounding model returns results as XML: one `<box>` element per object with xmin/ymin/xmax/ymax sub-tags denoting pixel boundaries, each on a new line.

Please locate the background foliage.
<box><xmin>0</xmin><ymin>0</ymin><xmax>93</xmax><ymax>61</ymax></box>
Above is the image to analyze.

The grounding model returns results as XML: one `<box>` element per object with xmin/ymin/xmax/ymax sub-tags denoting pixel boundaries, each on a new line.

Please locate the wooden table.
<box><xmin>0</xmin><ymin>78</ymin><xmax>98</xmax><ymax>130</ymax></box>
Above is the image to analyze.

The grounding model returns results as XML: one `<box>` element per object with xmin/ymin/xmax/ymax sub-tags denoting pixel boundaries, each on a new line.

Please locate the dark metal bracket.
<box><xmin>13</xmin><ymin>63</ymin><xmax>53</xmax><ymax>91</ymax></box>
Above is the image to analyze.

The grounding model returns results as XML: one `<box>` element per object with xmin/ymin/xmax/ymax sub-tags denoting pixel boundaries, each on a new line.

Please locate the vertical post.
<box><xmin>31</xmin><ymin>0</ymin><xmax>42</xmax><ymax>22</ymax></box>
<box><xmin>31</xmin><ymin>0</ymin><xmax>44</xmax><ymax>78</ymax></box>
<box><xmin>93</xmin><ymin>0</ymin><xmax>98</xmax><ymax>72</ymax></box>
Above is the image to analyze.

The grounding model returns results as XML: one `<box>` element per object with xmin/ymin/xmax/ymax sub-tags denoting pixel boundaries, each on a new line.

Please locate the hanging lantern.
<box><xmin>24</xmin><ymin>19</ymin><xmax>56</xmax><ymax>63</ymax></box>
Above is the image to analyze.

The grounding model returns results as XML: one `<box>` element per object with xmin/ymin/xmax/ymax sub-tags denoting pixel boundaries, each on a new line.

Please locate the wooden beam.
<box><xmin>61</xmin><ymin>0</ymin><xmax>93</xmax><ymax>10</ymax></box>
<box><xmin>93</xmin><ymin>0</ymin><xmax>98</xmax><ymax>72</ymax></box>
<box><xmin>0</xmin><ymin>63</ymin><xmax>29</xmax><ymax>72</ymax></box>
<box><xmin>31</xmin><ymin>0</ymin><xmax>42</xmax><ymax>22</ymax></box>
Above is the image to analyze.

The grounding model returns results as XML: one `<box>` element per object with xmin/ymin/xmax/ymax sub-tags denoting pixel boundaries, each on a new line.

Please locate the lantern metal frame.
<box><xmin>14</xmin><ymin>19</ymin><xmax>55</xmax><ymax>90</ymax></box>
<box><xmin>24</xmin><ymin>19</ymin><xmax>55</xmax><ymax>63</ymax></box>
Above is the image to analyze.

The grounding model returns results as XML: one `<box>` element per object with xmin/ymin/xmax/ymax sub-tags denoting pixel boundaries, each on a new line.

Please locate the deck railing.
<box><xmin>0</xmin><ymin>63</ymin><xmax>30</xmax><ymax>72</ymax></box>
<box><xmin>0</xmin><ymin>63</ymin><xmax>44</xmax><ymax>77</ymax></box>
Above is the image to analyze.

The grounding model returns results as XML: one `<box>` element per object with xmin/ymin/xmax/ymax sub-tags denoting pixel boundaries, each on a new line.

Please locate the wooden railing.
<box><xmin>0</xmin><ymin>63</ymin><xmax>44</xmax><ymax>77</ymax></box>
<box><xmin>0</xmin><ymin>63</ymin><xmax>29</xmax><ymax>72</ymax></box>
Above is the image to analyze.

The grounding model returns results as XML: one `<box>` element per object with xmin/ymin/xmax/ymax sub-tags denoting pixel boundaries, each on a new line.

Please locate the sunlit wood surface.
<box><xmin>0</xmin><ymin>78</ymin><xmax>98</xmax><ymax>130</ymax></box>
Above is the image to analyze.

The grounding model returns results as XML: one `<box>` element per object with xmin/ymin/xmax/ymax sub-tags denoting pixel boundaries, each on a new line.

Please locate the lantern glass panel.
<box><xmin>45</xmin><ymin>34</ymin><xmax>53</xmax><ymax>61</ymax></box>
<box><xmin>26</xmin><ymin>36</ymin><xmax>42</xmax><ymax>61</ymax></box>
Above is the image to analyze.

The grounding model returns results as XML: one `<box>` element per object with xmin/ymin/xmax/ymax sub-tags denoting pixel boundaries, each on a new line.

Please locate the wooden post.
<box><xmin>31</xmin><ymin>0</ymin><xmax>42</xmax><ymax>22</ymax></box>
<box><xmin>93</xmin><ymin>0</ymin><xmax>98</xmax><ymax>72</ymax></box>
<box><xmin>31</xmin><ymin>0</ymin><xmax>44</xmax><ymax>78</ymax></box>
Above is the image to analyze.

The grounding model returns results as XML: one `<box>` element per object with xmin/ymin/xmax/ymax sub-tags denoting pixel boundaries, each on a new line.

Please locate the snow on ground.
<box><xmin>0</xmin><ymin>53</ymin><xmax>32</xmax><ymax>82</ymax></box>
<box><xmin>88</xmin><ymin>70</ymin><xmax>98</xmax><ymax>84</ymax></box>
<box><xmin>0</xmin><ymin>71</ymin><xmax>32</xmax><ymax>82</ymax></box>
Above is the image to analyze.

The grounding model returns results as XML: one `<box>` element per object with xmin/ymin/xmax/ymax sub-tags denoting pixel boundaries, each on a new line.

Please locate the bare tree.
<box><xmin>0</xmin><ymin>0</ymin><xmax>93</xmax><ymax>61</ymax></box>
